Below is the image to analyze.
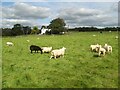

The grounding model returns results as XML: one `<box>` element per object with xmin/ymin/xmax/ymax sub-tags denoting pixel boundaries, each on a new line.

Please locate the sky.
<box><xmin>1</xmin><ymin>0</ymin><xmax>119</xmax><ymax>28</ymax></box>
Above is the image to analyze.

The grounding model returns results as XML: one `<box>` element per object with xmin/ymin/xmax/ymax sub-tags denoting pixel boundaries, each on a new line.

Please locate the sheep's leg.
<box><xmin>98</xmin><ymin>52</ymin><xmax>101</xmax><ymax>56</ymax></box>
<box><xmin>31</xmin><ymin>50</ymin><xmax>32</xmax><ymax>53</ymax></box>
<box><xmin>41</xmin><ymin>50</ymin><xmax>43</xmax><ymax>54</ymax></box>
<box><xmin>54</xmin><ymin>56</ymin><xmax>56</xmax><ymax>59</ymax></box>
<box><xmin>50</xmin><ymin>56</ymin><xmax>53</xmax><ymax>59</ymax></box>
<box><xmin>103</xmin><ymin>52</ymin><xmax>105</xmax><ymax>56</ymax></box>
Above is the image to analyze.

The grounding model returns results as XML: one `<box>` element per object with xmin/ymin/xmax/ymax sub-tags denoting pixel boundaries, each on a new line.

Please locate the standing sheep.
<box><xmin>50</xmin><ymin>47</ymin><xmax>66</xmax><ymax>59</ymax></box>
<box><xmin>42</xmin><ymin>47</ymin><xmax>52</xmax><ymax>53</ymax></box>
<box><xmin>90</xmin><ymin>44</ymin><xmax>99</xmax><ymax>52</ymax></box>
<box><xmin>97</xmin><ymin>45</ymin><xmax>106</xmax><ymax>56</ymax></box>
<box><xmin>30</xmin><ymin>45</ymin><xmax>43</xmax><ymax>54</ymax></box>
<box><xmin>103</xmin><ymin>44</ymin><xmax>112</xmax><ymax>53</ymax></box>
<box><xmin>6</xmin><ymin>42</ymin><xmax>14</xmax><ymax>46</ymax></box>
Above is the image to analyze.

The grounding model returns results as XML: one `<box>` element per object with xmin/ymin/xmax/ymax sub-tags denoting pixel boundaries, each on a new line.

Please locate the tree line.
<box><xmin>1</xmin><ymin>18</ymin><xmax>119</xmax><ymax>36</ymax></box>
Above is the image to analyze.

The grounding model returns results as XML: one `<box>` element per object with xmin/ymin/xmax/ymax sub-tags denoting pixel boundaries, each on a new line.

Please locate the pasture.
<box><xmin>2</xmin><ymin>32</ymin><xmax>118</xmax><ymax>88</ymax></box>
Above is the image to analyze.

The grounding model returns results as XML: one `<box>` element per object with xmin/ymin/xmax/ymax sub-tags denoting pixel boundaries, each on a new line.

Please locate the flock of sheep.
<box><xmin>90</xmin><ymin>43</ymin><xmax>112</xmax><ymax>56</ymax></box>
<box><xmin>6</xmin><ymin>38</ymin><xmax>113</xmax><ymax>59</ymax></box>
<box><xmin>30</xmin><ymin>45</ymin><xmax>66</xmax><ymax>59</ymax></box>
<box><xmin>6</xmin><ymin>42</ymin><xmax>66</xmax><ymax>59</ymax></box>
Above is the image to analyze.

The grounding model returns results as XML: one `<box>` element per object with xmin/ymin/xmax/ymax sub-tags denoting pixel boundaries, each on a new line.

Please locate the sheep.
<box><xmin>103</xmin><ymin>44</ymin><xmax>112</xmax><ymax>53</ymax></box>
<box><xmin>27</xmin><ymin>40</ymin><xmax>30</xmax><ymax>42</ymax></box>
<box><xmin>30</xmin><ymin>45</ymin><xmax>43</xmax><ymax>54</ymax></box>
<box><xmin>6</xmin><ymin>42</ymin><xmax>14</xmax><ymax>46</ymax></box>
<box><xmin>115</xmin><ymin>36</ymin><xmax>118</xmax><ymax>39</ymax></box>
<box><xmin>90</xmin><ymin>44</ymin><xmax>99</xmax><ymax>52</ymax></box>
<box><xmin>92</xmin><ymin>35</ymin><xmax>96</xmax><ymax>37</ymax></box>
<box><xmin>97</xmin><ymin>45</ymin><xmax>106</xmax><ymax>56</ymax></box>
<box><xmin>42</xmin><ymin>47</ymin><xmax>52</xmax><ymax>53</ymax></box>
<box><xmin>50</xmin><ymin>47</ymin><xmax>66</xmax><ymax>59</ymax></box>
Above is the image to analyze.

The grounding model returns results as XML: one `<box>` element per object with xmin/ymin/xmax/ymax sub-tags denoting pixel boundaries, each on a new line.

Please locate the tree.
<box><xmin>48</xmin><ymin>18</ymin><xmax>67</xmax><ymax>34</ymax></box>
<box><xmin>31</xmin><ymin>26</ymin><xmax>39</xmax><ymax>34</ymax></box>
<box><xmin>23</xmin><ymin>26</ymin><xmax>31</xmax><ymax>35</ymax></box>
<box><xmin>12</xmin><ymin>24</ymin><xmax>23</xmax><ymax>36</ymax></box>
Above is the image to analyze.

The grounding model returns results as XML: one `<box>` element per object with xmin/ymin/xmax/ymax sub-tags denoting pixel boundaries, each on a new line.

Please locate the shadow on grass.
<box><xmin>93</xmin><ymin>54</ymin><xmax>99</xmax><ymax>57</ymax></box>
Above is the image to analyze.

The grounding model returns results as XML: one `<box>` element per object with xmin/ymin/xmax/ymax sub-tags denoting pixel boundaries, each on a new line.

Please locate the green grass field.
<box><xmin>2</xmin><ymin>32</ymin><xmax>118</xmax><ymax>88</ymax></box>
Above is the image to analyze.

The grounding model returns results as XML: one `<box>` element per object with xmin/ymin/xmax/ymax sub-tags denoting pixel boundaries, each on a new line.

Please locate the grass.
<box><xmin>2</xmin><ymin>31</ymin><xmax>118</xmax><ymax>88</ymax></box>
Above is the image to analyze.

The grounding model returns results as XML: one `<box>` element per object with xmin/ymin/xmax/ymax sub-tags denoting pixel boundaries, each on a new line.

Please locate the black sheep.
<box><xmin>30</xmin><ymin>45</ymin><xmax>43</xmax><ymax>54</ymax></box>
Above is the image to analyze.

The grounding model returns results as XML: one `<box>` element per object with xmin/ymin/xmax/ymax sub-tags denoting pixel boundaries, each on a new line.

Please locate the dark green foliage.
<box><xmin>48</xmin><ymin>18</ymin><xmax>67</xmax><ymax>34</ymax></box>
<box><xmin>31</xmin><ymin>26</ymin><xmax>39</xmax><ymax>34</ymax></box>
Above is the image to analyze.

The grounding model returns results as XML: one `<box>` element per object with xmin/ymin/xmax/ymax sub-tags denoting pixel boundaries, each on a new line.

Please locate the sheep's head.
<box><xmin>62</xmin><ymin>47</ymin><xmax>66</xmax><ymax>50</ymax></box>
<box><xmin>104</xmin><ymin>44</ymin><xmax>108</xmax><ymax>46</ymax></box>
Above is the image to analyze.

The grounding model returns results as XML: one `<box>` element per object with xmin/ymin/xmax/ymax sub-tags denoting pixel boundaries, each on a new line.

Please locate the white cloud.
<box><xmin>2</xmin><ymin>19</ymin><xmax>41</xmax><ymax>28</ymax></box>
<box><xmin>2</xmin><ymin>2</ymin><xmax>51</xmax><ymax>28</ymax></box>
<box><xmin>2</xmin><ymin>2</ymin><xmax>51</xmax><ymax>19</ymax></box>
<box><xmin>58</xmin><ymin>7</ymin><xmax>117</xmax><ymax>27</ymax></box>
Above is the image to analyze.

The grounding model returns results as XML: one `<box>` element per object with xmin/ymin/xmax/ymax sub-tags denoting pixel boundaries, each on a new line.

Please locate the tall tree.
<box><xmin>12</xmin><ymin>24</ymin><xmax>23</xmax><ymax>36</ymax></box>
<box><xmin>31</xmin><ymin>26</ymin><xmax>39</xmax><ymax>34</ymax></box>
<box><xmin>48</xmin><ymin>18</ymin><xmax>66</xmax><ymax>34</ymax></box>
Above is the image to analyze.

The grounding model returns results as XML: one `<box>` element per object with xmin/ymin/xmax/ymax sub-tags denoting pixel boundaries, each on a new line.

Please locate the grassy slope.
<box><xmin>2</xmin><ymin>32</ymin><xmax>118</xmax><ymax>88</ymax></box>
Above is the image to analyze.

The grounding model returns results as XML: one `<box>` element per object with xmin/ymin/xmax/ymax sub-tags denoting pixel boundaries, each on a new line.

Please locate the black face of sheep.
<box><xmin>30</xmin><ymin>45</ymin><xmax>43</xmax><ymax>54</ymax></box>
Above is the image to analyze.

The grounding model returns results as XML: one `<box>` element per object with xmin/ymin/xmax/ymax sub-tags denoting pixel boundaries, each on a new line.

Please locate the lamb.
<box><xmin>90</xmin><ymin>44</ymin><xmax>99</xmax><ymax>52</ymax></box>
<box><xmin>30</xmin><ymin>45</ymin><xmax>43</xmax><ymax>54</ymax></box>
<box><xmin>6</xmin><ymin>42</ymin><xmax>14</xmax><ymax>46</ymax></box>
<box><xmin>97</xmin><ymin>45</ymin><xmax>106</xmax><ymax>56</ymax></box>
<box><xmin>103</xmin><ymin>44</ymin><xmax>112</xmax><ymax>53</ymax></box>
<box><xmin>42</xmin><ymin>47</ymin><xmax>52</xmax><ymax>53</ymax></box>
<box><xmin>50</xmin><ymin>47</ymin><xmax>66</xmax><ymax>59</ymax></box>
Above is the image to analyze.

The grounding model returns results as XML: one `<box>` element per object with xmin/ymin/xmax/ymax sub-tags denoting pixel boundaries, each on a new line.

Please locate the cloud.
<box><xmin>58</xmin><ymin>7</ymin><xmax>117</xmax><ymax>27</ymax></box>
<box><xmin>2</xmin><ymin>2</ymin><xmax>51</xmax><ymax>28</ymax></box>
<box><xmin>2</xmin><ymin>19</ymin><xmax>40</xmax><ymax>28</ymax></box>
<box><xmin>2</xmin><ymin>2</ymin><xmax>51</xmax><ymax>19</ymax></box>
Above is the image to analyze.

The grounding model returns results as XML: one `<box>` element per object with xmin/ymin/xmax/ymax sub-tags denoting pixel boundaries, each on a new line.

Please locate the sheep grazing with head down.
<box><xmin>97</xmin><ymin>45</ymin><xmax>106</xmax><ymax>56</ymax></box>
<box><xmin>103</xmin><ymin>44</ymin><xmax>112</xmax><ymax>53</ymax></box>
<box><xmin>90</xmin><ymin>44</ymin><xmax>99</xmax><ymax>52</ymax></box>
<box><xmin>6</xmin><ymin>42</ymin><xmax>14</xmax><ymax>46</ymax></box>
<box><xmin>30</xmin><ymin>45</ymin><xmax>43</xmax><ymax>54</ymax></box>
<box><xmin>50</xmin><ymin>47</ymin><xmax>66</xmax><ymax>59</ymax></box>
<box><xmin>42</xmin><ymin>47</ymin><xmax>52</xmax><ymax>53</ymax></box>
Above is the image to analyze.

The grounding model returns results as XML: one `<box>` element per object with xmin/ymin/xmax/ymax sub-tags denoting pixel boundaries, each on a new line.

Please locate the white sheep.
<box><xmin>42</xmin><ymin>47</ymin><xmax>52</xmax><ymax>53</ymax></box>
<box><xmin>50</xmin><ymin>47</ymin><xmax>66</xmax><ymax>59</ymax></box>
<box><xmin>27</xmin><ymin>40</ymin><xmax>30</xmax><ymax>42</ymax></box>
<box><xmin>97</xmin><ymin>45</ymin><xmax>106</xmax><ymax>56</ymax></box>
<box><xmin>6</xmin><ymin>42</ymin><xmax>14</xmax><ymax>46</ymax></box>
<box><xmin>90</xmin><ymin>44</ymin><xmax>99</xmax><ymax>52</ymax></box>
<box><xmin>92</xmin><ymin>35</ymin><xmax>96</xmax><ymax>37</ymax></box>
<box><xmin>115</xmin><ymin>36</ymin><xmax>118</xmax><ymax>39</ymax></box>
<box><xmin>103</xmin><ymin>44</ymin><xmax>112</xmax><ymax>53</ymax></box>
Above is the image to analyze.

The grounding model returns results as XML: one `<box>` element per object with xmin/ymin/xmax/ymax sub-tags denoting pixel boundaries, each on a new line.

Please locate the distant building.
<box><xmin>40</xmin><ymin>27</ymin><xmax>51</xmax><ymax>35</ymax></box>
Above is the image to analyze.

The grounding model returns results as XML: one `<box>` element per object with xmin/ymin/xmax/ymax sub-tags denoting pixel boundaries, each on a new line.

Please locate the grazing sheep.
<box><xmin>27</xmin><ymin>40</ymin><xmax>30</xmax><ymax>42</ymax></box>
<box><xmin>50</xmin><ymin>47</ymin><xmax>66</xmax><ymax>59</ymax></box>
<box><xmin>115</xmin><ymin>36</ymin><xmax>118</xmax><ymax>39</ymax></box>
<box><xmin>92</xmin><ymin>35</ymin><xmax>96</xmax><ymax>37</ymax></box>
<box><xmin>103</xmin><ymin>44</ymin><xmax>112</xmax><ymax>53</ymax></box>
<box><xmin>6</xmin><ymin>42</ymin><xmax>14</xmax><ymax>46</ymax></box>
<box><xmin>42</xmin><ymin>47</ymin><xmax>52</xmax><ymax>53</ymax></box>
<box><xmin>90</xmin><ymin>44</ymin><xmax>99</xmax><ymax>52</ymax></box>
<box><xmin>97</xmin><ymin>45</ymin><xmax>106</xmax><ymax>56</ymax></box>
<box><xmin>30</xmin><ymin>45</ymin><xmax>43</xmax><ymax>54</ymax></box>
